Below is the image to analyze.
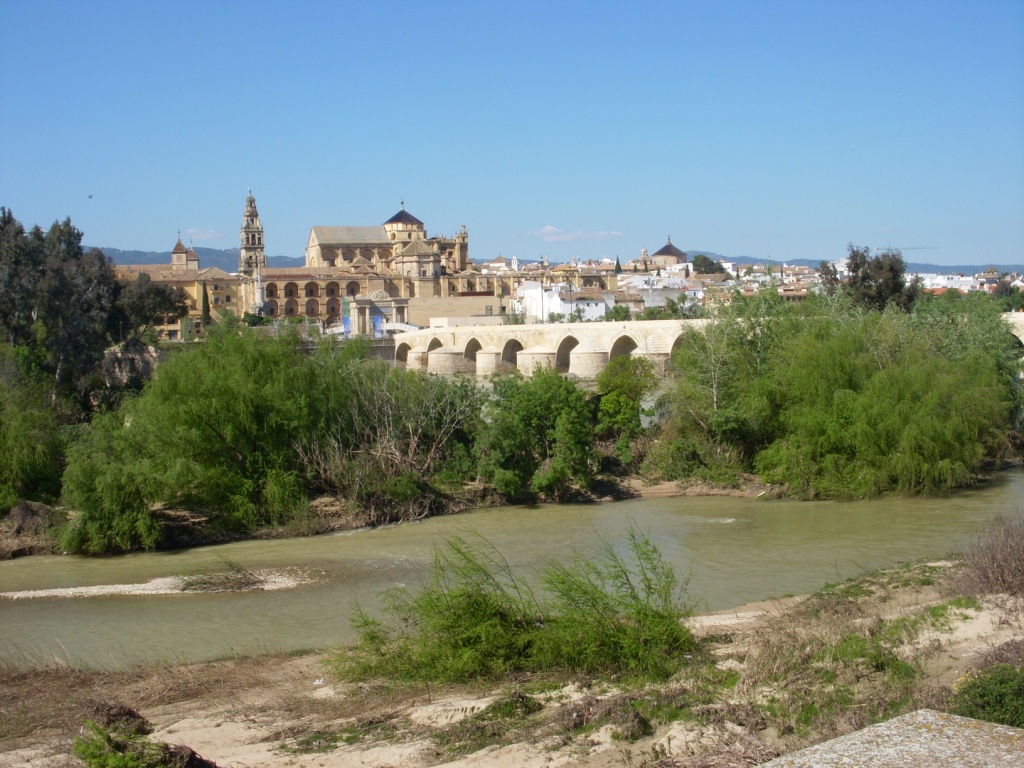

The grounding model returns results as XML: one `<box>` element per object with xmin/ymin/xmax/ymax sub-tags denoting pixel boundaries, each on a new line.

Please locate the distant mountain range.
<box><xmin>93</xmin><ymin>246</ymin><xmax>1022</xmax><ymax>277</ymax></box>
<box><xmin>95</xmin><ymin>246</ymin><xmax>303</xmax><ymax>273</ymax></box>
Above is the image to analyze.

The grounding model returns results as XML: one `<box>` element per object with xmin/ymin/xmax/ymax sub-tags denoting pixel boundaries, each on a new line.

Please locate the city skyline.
<box><xmin>2</xmin><ymin>0</ymin><xmax>1022</xmax><ymax>266</ymax></box>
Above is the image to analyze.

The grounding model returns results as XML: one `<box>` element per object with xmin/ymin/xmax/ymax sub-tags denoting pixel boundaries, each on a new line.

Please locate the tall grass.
<box><xmin>334</xmin><ymin>527</ymin><xmax>696</xmax><ymax>683</ymax></box>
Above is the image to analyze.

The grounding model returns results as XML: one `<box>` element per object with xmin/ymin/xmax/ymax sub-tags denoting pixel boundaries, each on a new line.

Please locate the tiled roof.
<box><xmin>311</xmin><ymin>226</ymin><xmax>389</xmax><ymax>245</ymax></box>
<box><xmin>398</xmin><ymin>239</ymin><xmax>436</xmax><ymax>256</ymax></box>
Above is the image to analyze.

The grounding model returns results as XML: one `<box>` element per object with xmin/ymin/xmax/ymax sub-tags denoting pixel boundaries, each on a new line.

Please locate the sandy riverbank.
<box><xmin>3</xmin><ymin>561</ymin><xmax>1021</xmax><ymax>768</ymax></box>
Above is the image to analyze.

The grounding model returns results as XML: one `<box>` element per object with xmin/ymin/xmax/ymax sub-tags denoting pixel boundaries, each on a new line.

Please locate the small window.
<box><xmin>225</xmin><ymin>296</ymin><xmax>231</xmax><ymax>303</ymax></box>
<box><xmin>485</xmin><ymin>306</ymin><xmax>493</xmax><ymax>316</ymax></box>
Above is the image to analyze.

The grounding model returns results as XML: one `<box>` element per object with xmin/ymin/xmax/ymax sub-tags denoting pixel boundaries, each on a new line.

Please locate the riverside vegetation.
<box><xmin>1</xmin><ymin>213</ymin><xmax>1023</xmax><ymax>554</ymax></box>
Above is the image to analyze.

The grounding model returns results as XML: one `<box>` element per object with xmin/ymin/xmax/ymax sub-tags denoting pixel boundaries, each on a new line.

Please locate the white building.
<box><xmin>511</xmin><ymin>281</ymin><xmax>608</xmax><ymax>323</ymax></box>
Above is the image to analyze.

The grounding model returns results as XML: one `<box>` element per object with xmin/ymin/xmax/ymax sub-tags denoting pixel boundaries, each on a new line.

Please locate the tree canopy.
<box><xmin>691</xmin><ymin>254</ymin><xmax>724</xmax><ymax>274</ymax></box>
<box><xmin>844</xmin><ymin>245</ymin><xmax>918</xmax><ymax>312</ymax></box>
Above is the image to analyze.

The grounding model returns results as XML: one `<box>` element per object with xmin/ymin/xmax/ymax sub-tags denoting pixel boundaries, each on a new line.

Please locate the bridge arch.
<box><xmin>464</xmin><ymin>338</ymin><xmax>482</xmax><ymax>365</ymax></box>
<box><xmin>500</xmin><ymin>339</ymin><xmax>523</xmax><ymax>373</ymax></box>
<box><xmin>427</xmin><ymin>337</ymin><xmax>443</xmax><ymax>352</ymax></box>
<box><xmin>609</xmin><ymin>334</ymin><xmax>638</xmax><ymax>360</ymax></box>
<box><xmin>395</xmin><ymin>342</ymin><xmax>412</xmax><ymax>368</ymax></box>
<box><xmin>555</xmin><ymin>335</ymin><xmax>580</xmax><ymax>374</ymax></box>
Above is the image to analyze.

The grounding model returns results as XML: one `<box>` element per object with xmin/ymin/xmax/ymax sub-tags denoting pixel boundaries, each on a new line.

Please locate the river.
<box><xmin>2</xmin><ymin>469</ymin><xmax>1022</xmax><ymax>669</ymax></box>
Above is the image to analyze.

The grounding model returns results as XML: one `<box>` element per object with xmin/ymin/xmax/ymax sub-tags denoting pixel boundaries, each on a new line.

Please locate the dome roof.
<box><xmin>384</xmin><ymin>207</ymin><xmax>424</xmax><ymax>227</ymax></box>
<box><xmin>652</xmin><ymin>237</ymin><xmax>687</xmax><ymax>259</ymax></box>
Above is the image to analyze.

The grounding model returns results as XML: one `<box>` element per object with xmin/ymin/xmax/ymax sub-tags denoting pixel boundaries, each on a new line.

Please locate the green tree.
<box><xmin>0</xmin><ymin>211</ymin><xmax>121</xmax><ymax>400</ymax></box>
<box><xmin>844</xmin><ymin>245</ymin><xmax>917</xmax><ymax>312</ymax></box>
<box><xmin>691</xmin><ymin>254</ymin><xmax>723</xmax><ymax>274</ymax></box>
<box><xmin>200</xmin><ymin>282</ymin><xmax>211</xmax><ymax>326</ymax></box>
<box><xmin>477</xmin><ymin>368</ymin><xmax>594</xmax><ymax>501</ymax></box>
<box><xmin>818</xmin><ymin>260</ymin><xmax>840</xmax><ymax>296</ymax></box>
<box><xmin>113</xmin><ymin>273</ymin><xmax>189</xmax><ymax>340</ymax></box>
<box><xmin>606</xmin><ymin>304</ymin><xmax>631</xmax><ymax>321</ymax></box>
<box><xmin>0</xmin><ymin>346</ymin><xmax>64</xmax><ymax>511</ymax></box>
<box><xmin>596</xmin><ymin>355</ymin><xmax>657</xmax><ymax>463</ymax></box>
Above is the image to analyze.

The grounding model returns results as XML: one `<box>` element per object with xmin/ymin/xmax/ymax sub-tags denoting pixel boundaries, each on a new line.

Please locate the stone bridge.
<box><xmin>394</xmin><ymin>319</ymin><xmax>705</xmax><ymax>378</ymax></box>
<box><xmin>1007</xmin><ymin>311</ymin><xmax>1024</xmax><ymax>346</ymax></box>
<box><xmin>392</xmin><ymin>313</ymin><xmax>1024</xmax><ymax>379</ymax></box>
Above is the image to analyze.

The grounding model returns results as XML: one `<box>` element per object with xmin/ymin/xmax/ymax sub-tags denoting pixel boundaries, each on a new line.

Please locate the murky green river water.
<box><xmin>2</xmin><ymin>469</ymin><xmax>1022</xmax><ymax>669</ymax></box>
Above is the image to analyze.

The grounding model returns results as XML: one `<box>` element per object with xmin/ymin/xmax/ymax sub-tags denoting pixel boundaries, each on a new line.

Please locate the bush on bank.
<box><xmin>335</xmin><ymin>527</ymin><xmax>696</xmax><ymax>683</ymax></box>
<box><xmin>59</xmin><ymin>321</ymin><xmax>483</xmax><ymax>553</ymax></box>
<box><xmin>648</xmin><ymin>291</ymin><xmax>1022</xmax><ymax>498</ymax></box>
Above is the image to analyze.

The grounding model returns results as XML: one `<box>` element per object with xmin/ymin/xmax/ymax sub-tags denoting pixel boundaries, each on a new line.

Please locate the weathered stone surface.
<box><xmin>763</xmin><ymin>709</ymin><xmax>1024</xmax><ymax>767</ymax></box>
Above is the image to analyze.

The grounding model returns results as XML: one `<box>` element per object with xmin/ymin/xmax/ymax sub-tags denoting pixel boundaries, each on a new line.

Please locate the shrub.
<box><xmin>73</xmin><ymin>719</ymin><xmax>218</xmax><ymax>768</ymax></box>
<box><xmin>951</xmin><ymin>664</ymin><xmax>1024</xmax><ymax>728</ymax></box>
<box><xmin>954</xmin><ymin>512</ymin><xmax>1024</xmax><ymax>597</ymax></box>
<box><xmin>535</xmin><ymin>527</ymin><xmax>697</xmax><ymax>679</ymax></box>
<box><xmin>335</xmin><ymin>527</ymin><xmax>695</xmax><ymax>683</ymax></box>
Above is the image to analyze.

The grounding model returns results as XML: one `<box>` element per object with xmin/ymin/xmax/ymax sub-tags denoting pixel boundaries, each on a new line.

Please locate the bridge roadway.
<box><xmin>392</xmin><ymin>313</ymin><xmax>1024</xmax><ymax>379</ymax></box>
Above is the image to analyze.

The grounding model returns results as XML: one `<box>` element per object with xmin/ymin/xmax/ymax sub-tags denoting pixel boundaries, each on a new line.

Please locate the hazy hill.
<box><xmin>95</xmin><ymin>246</ymin><xmax>303</xmax><ymax>273</ymax></box>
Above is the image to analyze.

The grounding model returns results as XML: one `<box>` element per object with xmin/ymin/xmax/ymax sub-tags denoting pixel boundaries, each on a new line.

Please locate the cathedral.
<box><xmin>117</xmin><ymin>194</ymin><xmax>575</xmax><ymax>339</ymax></box>
<box><xmin>237</xmin><ymin>196</ymin><xmax>514</xmax><ymax>330</ymax></box>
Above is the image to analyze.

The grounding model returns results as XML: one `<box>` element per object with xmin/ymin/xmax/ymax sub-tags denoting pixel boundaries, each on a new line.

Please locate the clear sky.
<box><xmin>2</xmin><ymin>0</ymin><xmax>1022</xmax><ymax>266</ymax></box>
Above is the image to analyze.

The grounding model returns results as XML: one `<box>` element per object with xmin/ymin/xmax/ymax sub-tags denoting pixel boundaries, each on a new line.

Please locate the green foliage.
<box><xmin>844</xmin><ymin>245</ymin><xmax>917</xmax><ymax>312</ymax></box>
<box><xmin>60</xmin><ymin>322</ymin><xmax>361</xmax><ymax>551</ymax></box>
<box><xmin>73</xmin><ymin>723</ymin><xmax>150</xmax><ymax>768</ymax></box>
<box><xmin>596</xmin><ymin>356</ymin><xmax>657</xmax><ymax>463</ymax></box>
<box><xmin>993</xmin><ymin>286</ymin><xmax>1024</xmax><ymax>312</ymax></box>
<box><xmin>336</xmin><ymin>527</ymin><xmax>695</xmax><ymax>683</ymax></box>
<box><xmin>606</xmin><ymin>304</ymin><xmax>631</xmax><ymax>321</ymax></box>
<box><xmin>535</xmin><ymin>528</ymin><xmax>697</xmax><ymax>679</ymax></box>
<box><xmin>303</xmin><ymin>361</ymin><xmax>482</xmax><ymax>519</ymax></box>
<box><xmin>477</xmin><ymin>368</ymin><xmax>595</xmax><ymax>501</ymax></box>
<box><xmin>0</xmin><ymin>346</ymin><xmax>64</xmax><ymax>511</ymax></box>
<box><xmin>59</xmin><ymin>324</ymin><xmax>487</xmax><ymax>551</ymax></box>
<box><xmin>652</xmin><ymin>291</ymin><xmax>1021</xmax><ymax>497</ymax></box>
<box><xmin>113</xmin><ymin>272</ymin><xmax>189</xmax><ymax>340</ymax></box>
<box><xmin>501</xmin><ymin>310</ymin><xmax>527</xmax><ymax>325</ymax></box>
<box><xmin>0</xmin><ymin>210</ymin><xmax>120</xmax><ymax>399</ymax></box>
<box><xmin>200</xmin><ymin>282</ymin><xmax>211</xmax><ymax>326</ymax></box>
<box><xmin>72</xmin><ymin>721</ymin><xmax>215</xmax><ymax>768</ymax></box>
<box><xmin>951</xmin><ymin>664</ymin><xmax>1024</xmax><ymax>728</ymax></box>
<box><xmin>691</xmin><ymin>254</ymin><xmax>723</xmax><ymax>274</ymax></box>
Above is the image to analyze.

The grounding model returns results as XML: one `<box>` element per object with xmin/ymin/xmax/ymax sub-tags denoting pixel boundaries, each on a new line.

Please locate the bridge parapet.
<box><xmin>392</xmin><ymin>319</ymin><xmax>707</xmax><ymax>379</ymax></box>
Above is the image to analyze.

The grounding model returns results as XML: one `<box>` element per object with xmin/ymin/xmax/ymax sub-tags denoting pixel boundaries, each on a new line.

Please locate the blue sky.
<box><xmin>2</xmin><ymin>0</ymin><xmax>1022</xmax><ymax>266</ymax></box>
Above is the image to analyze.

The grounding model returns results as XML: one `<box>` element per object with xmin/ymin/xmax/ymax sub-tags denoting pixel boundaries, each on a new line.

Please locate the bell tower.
<box><xmin>239</xmin><ymin>190</ymin><xmax>265</xmax><ymax>273</ymax></box>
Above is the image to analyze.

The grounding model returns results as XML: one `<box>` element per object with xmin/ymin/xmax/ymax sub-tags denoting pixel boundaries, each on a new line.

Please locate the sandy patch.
<box><xmin>0</xmin><ymin>568</ymin><xmax>313</xmax><ymax>600</ymax></box>
<box><xmin>409</xmin><ymin>696</ymin><xmax>495</xmax><ymax>726</ymax></box>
